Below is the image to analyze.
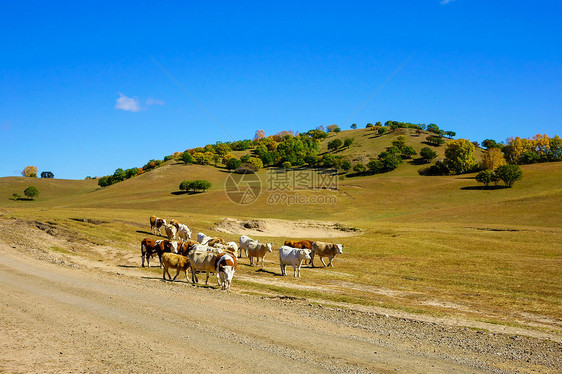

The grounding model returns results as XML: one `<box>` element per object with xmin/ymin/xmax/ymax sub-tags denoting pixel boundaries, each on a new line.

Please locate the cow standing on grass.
<box><xmin>284</xmin><ymin>240</ymin><xmax>313</xmax><ymax>265</ymax></box>
<box><xmin>150</xmin><ymin>216</ymin><xmax>166</xmax><ymax>236</ymax></box>
<box><xmin>279</xmin><ymin>246</ymin><xmax>311</xmax><ymax>277</ymax></box>
<box><xmin>141</xmin><ymin>238</ymin><xmax>177</xmax><ymax>268</ymax></box>
<box><xmin>310</xmin><ymin>241</ymin><xmax>343</xmax><ymax>268</ymax></box>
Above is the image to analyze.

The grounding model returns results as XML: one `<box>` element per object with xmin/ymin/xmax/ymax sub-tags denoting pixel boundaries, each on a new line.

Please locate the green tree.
<box><xmin>475</xmin><ymin>170</ymin><xmax>493</xmax><ymax>187</ymax></box>
<box><xmin>248</xmin><ymin>157</ymin><xmax>263</xmax><ymax>170</ymax></box>
<box><xmin>353</xmin><ymin>163</ymin><xmax>367</xmax><ymax>173</ymax></box>
<box><xmin>327</xmin><ymin>138</ymin><xmax>343</xmax><ymax>152</ymax></box>
<box><xmin>343</xmin><ymin>137</ymin><xmax>354</xmax><ymax>148</ymax></box>
<box><xmin>426</xmin><ymin>135</ymin><xmax>445</xmax><ymax>146</ymax></box>
<box><xmin>377</xmin><ymin>127</ymin><xmax>387</xmax><ymax>135</ymax></box>
<box><xmin>495</xmin><ymin>164</ymin><xmax>522</xmax><ymax>187</ymax></box>
<box><xmin>367</xmin><ymin>159</ymin><xmax>383</xmax><ymax>173</ymax></box>
<box><xmin>378</xmin><ymin>152</ymin><xmax>402</xmax><ymax>171</ymax></box>
<box><xmin>419</xmin><ymin>147</ymin><xmax>437</xmax><ymax>163</ymax></box>
<box><xmin>24</xmin><ymin>186</ymin><xmax>39</xmax><ymax>199</ymax></box>
<box><xmin>392</xmin><ymin>135</ymin><xmax>407</xmax><ymax>150</ymax></box>
<box><xmin>226</xmin><ymin>158</ymin><xmax>241</xmax><ymax>170</ymax></box>
<box><xmin>401</xmin><ymin>146</ymin><xmax>417</xmax><ymax>159</ymax></box>
<box><xmin>444</xmin><ymin>139</ymin><xmax>476</xmax><ymax>174</ymax></box>
<box><xmin>340</xmin><ymin>159</ymin><xmax>352</xmax><ymax>171</ymax></box>
<box><xmin>350</xmin><ymin>123</ymin><xmax>357</xmax><ymax>129</ymax></box>
<box><xmin>181</xmin><ymin>151</ymin><xmax>194</xmax><ymax>164</ymax></box>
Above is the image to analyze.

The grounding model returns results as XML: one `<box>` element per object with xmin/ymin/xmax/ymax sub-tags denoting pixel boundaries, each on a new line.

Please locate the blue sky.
<box><xmin>1</xmin><ymin>1</ymin><xmax>560</xmax><ymax>179</ymax></box>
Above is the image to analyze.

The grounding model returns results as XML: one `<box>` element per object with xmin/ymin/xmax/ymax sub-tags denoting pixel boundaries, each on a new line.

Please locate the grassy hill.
<box><xmin>0</xmin><ymin>129</ymin><xmax>560</xmax><ymax>332</ymax></box>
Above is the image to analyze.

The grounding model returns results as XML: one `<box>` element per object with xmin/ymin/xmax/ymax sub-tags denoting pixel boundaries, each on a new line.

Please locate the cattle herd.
<box><xmin>143</xmin><ymin>215</ymin><xmax>344</xmax><ymax>291</ymax></box>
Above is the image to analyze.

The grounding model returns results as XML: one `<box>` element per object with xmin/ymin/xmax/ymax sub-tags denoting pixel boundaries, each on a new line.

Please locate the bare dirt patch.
<box><xmin>214</xmin><ymin>217</ymin><xmax>360</xmax><ymax>238</ymax></box>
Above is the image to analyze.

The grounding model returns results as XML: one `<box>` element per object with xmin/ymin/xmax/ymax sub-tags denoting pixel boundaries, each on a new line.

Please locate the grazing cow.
<box><xmin>207</xmin><ymin>237</ymin><xmax>226</xmax><ymax>247</ymax></box>
<box><xmin>208</xmin><ymin>242</ymin><xmax>238</xmax><ymax>258</ymax></box>
<box><xmin>247</xmin><ymin>241</ymin><xmax>273</xmax><ymax>267</ymax></box>
<box><xmin>279</xmin><ymin>246</ymin><xmax>311</xmax><ymax>277</ymax></box>
<box><xmin>216</xmin><ymin>252</ymin><xmax>237</xmax><ymax>291</ymax></box>
<box><xmin>284</xmin><ymin>240</ymin><xmax>313</xmax><ymax>249</ymax></box>
<box><xmin>188</xmin><ymin>250</ymin><xmax>219</xmax><ymax>285</ymax></box>
<box><xmin>141</xmin><ymin>238</ymin><xmax>177</xmax><ymax>268</ymax></box>
<box><xmin>175</xmin><ymin>240</ymin><xmax>198</xmax><ymax>256</ymax></box>
<box><xmin>164</xmin><ymin>224</ymin><xmax>177</xmax><ymax>241</ymax></box>
<box><xmin>310</xmin><ymin>241</ymin><xmax>343</xmax><ymax>268</ymax></box>
<box><xmin>150</xmin><ymin>216</ymin><xmax>167</xmax><ymax>236</ymax></box>
<box><xmin>197</xmin><ymin>232</ymin><xmax>211</xmax><ymax>245</ymax></box>
<box><xmin>162</xmin><ymin>253</ymin><xmax>191</xmax><ymax>282</ymax></box>
<box><xmin>176</xmin><ymin>223</ymin><xmax>192</xmax><ymax>241</ymax></box>
<box><xmin>284</xmin><ymin>240</ymin><xmax>313</xmax><ymax>265</ymax></box>
<box><xmin>169</xmin><ymin>219</ymin><xmax>179</xmax><ymax>227</ymax></box>
<box><xmin>238</xmin><ymin>235</ymin><xmax>254</xmax><ymax>258</ymax></box>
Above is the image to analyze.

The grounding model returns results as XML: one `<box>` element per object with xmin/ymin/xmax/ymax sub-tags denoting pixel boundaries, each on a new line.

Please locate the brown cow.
<box><xmin>284</xmin><ymin>240</ymin><xmax>313</xmax><ymax>264</ymax></box>
<box><xmin>215</xmin><ymin>252</ymin><xmax>237</xmax><ymax>291</ymax></box>
<box><xmin>176</xmin><ymin>240</ymin><xmax>198</xmax><ymax>256</ymax></box>
<box><xmin>162</xmin><ymin>253</ymin><xmax>191</xmax><ymax>282</ymax></box>
<box><xmin>149</xmin><ymin>215</ymin><xmax>167</xmax><ymax>236</ymax></box>
<box><xmin>207</xmin><ymin>237</ymin><xmax>226</xmax><ymax>247</ymax></box>
<box><xmin>141</xmin><ymin>238</ymin><xmax>177</xmax><ymax>268</ymax></box>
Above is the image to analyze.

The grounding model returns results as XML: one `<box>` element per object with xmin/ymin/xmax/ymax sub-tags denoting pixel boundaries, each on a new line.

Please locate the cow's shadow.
<box><xmin>256</xmin><ymin>268</ymin><xmax>281</xmax><ymax>276</ymax></box>
<box><xmin>117</xmin><ymin>265</ymin><xmax>137</xmax><ymax>269</ymax></box>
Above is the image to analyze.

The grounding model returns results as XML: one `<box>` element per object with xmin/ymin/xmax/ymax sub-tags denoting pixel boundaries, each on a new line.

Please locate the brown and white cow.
<box><xmin>310</xmin><ymin>241</ymin><xmax>343</xmax><ymax>268</ymax></box>
<box><xmin>215</xmin><ymin>252</ymin><xmax>237</xmax><ymax>291</ymax></box>
<box><xmin>175</xmin><ymin>240</ymin><xmax>198</xmax><ymax>256</ymax></box>
<box><xmin>162</xmin><ymin>253</ymin><xmax>191</xmax><ymax>282</ymax></box>
<box><xmin>149</xmin><ymin>215</ymin><xmax>167</xmax><ymax>236</ymax></box>
<box><xmin>207</xmin><ymin>237</ymin><xmax>226</xmax><ymax>247</ymax></box>
<box><xmin>141</xmin><ymin>238</ymin><xmax>177</xmax><ymax>268</ymax></box>
<box><xmin>164</xmin><ymin>224</ymin><xmax>177</xmax><ymax>241</ymax></box>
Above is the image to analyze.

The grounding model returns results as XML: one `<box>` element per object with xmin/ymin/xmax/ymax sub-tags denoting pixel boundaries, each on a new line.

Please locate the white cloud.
<box><xmin>146</xmin><ymin>98</ymin><xmax>165</xmax><ymax>106</ymax></box>
<box><xmin>115</xmin><ymin>93</ymin><xmax>142</xmax><ymax>112</ymax></box>
<box><xmin>440</xmin><ymin>0</ymin><xmax>455</xmax><ymax>4</ymax></box>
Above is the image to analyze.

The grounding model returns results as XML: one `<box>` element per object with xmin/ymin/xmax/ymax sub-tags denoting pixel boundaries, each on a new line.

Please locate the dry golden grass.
<box><xmin>1</xmin><ymin>142</ymin><xmax>560</xmax><ymax>332</ymax></box>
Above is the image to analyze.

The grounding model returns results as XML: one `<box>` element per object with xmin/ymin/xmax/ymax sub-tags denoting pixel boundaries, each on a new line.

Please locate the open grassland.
<box><xmin>0</xmin><ymin>161</ymin><xmax>560</xmax><ymax>335</ymax></box>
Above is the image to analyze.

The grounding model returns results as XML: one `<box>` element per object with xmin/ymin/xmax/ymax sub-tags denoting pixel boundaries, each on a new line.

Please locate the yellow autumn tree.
<box><xmin>482</xmin><ymin>148</ymin><xmax>506</xmax><ymax>170</ymax></box>
<box><xmin>532</xmin><ymin>134</ymin><xmax>550</xmax><ymax>157</ymax></box>
<box><xmin>21</xmin><ymin>165</ymin><xmax>38</xmax><ymax>177</ymax></box>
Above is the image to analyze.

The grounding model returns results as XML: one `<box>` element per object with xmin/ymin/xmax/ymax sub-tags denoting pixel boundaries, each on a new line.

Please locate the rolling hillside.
<box><xmin>1</xmin><ymin>129</ymin><xmax>561</xmax><ymax>332</ymax></box>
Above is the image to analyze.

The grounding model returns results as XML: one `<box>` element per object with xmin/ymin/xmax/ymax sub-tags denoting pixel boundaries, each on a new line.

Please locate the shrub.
<box><xmin>495</xmin><ymin>164</ymin><xmax>522</xmax><ymax>187</ymax></box>
<box><xmin>240</xmin><ymin>154</ymin><xmax>251</xmax><ymax>163</ymax></box>
<box><xmin>163</xmin><ymin>155</ymin><xmax>174</xmax><ymax>162</ymax></box>
<box><xmin>340</xmin><ymin>159</ymin><xmax>352</xmax><ymax>171</ymax></box>
<box><xmin>12</xmin><ymin>193</ymin><xmax>21</xmax><ymax>200</ymax></box>
<box><xmin>401</xmin><ymin>146</ymin><xmax>417</xmax><ymax>159</ymax></box>
<box><xmin>379</xmin><ymin>152</ymin><xmax>402</xmax><ymax>171</ymax></box>
<box><xmin>353</xmin><ymin>163</ymin><xmax>367</xmax><ymax>173</ymax></box>
<box><xmin>426</xmin><ymin>135</ymin><xmax>445</xmax><ymax>146</ymax></box>
<box><xmin>98</xmin><ymin>176</ymin><xmax>112</xmax><ymax>187</ymax></box>
<box><xmin>321</xmin><ymin>154</ymin><xmax>337</xmax><ymax>168</ymax></box>
<box><xmin>327</xmin><ymin>139</ymin><xmax>343</xmax><ymax>152</ymax></box>
<box><xmin>248</xmin><ymin>157</ymin><xmax>263</xmax><ymax>170</ymax></box>
<box><xmin>343</xmin><ymin>137</ymin><xmax>354</xmax><ymax>148</ymax></box>
<box><xmin>392</xmin><ymin>136</ymin><xmax>407</xmax><ymax>150</ymax></box>
<box><xmin>226</xmin><ymin>158</ymin><xmax>242</xmax><ymax>170</ymax></box>
<box><xmin>377</xmin><ymin>127</ymin><xmax>387</xmax><ymax>135</ymax></box>
<box><xmin>420</xmin><ymin>147</ymin><xmax>437</xmax><ymax>163</ymax></box>
<box><xmin>475</xmin><ymin>170</ymin><xmax>493</xmax><ymax>187</ymax></box>
<box><xmin>125</xmin><ymin>168</ymin><xmax>139</xmax><ymax>178</ymax></box>
<box><xmin>24</xmin><ymin>186</ymin><xmax>39</xmax><ymax>199</ymax></box>
<box><xmin>418</xmin><ymin>160</ymin><xmax>450</xmax><ymax>176</ymax></box>
<box><xmin>282</xmin><ymin>161</ymin><xmax>292</xmax><ymax>169</ymax></box>
<box><xmin>367</xmin><ymin>159</ymin><xmax>383</xmax><ymax>173</ymax></box>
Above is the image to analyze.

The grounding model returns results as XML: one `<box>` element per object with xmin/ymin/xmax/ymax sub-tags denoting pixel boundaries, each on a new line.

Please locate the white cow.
<box><xmin>279</xmin><ymin>246</ymin><xmax>311</xmax><ymax>277</ymax></box>
<box><xmin>188</xmin><ymin>250</ymin><xmax>219</xmax><ymax>285</ymax></box>
<box><xmin>197</xmin><ymin>232</ymin><xmax>211</xmax><ymax>245</ymax></box>
<box><xmin>177</xmin><ymin>223</ymin><xmax>192</xmax><ymax>241</ymax></box>
<box><xmin>238</xmin><ymin>235</ymin><xmax>254</xmax><ymax>258</ymax></box>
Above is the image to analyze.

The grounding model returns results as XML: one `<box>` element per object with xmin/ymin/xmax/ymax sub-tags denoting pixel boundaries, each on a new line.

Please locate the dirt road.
<box><xmin>0</xmin><ymin>242</ymin><xmax>560</xmax><ymax>374</ymax></box>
